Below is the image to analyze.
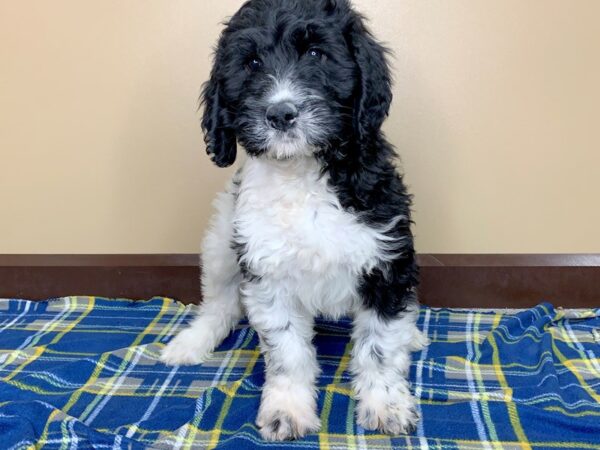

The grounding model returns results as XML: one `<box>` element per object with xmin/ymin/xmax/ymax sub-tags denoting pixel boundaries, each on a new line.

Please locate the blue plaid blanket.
<box><xmin>0</xmin><ymin>297</ymin><xmax>599</xmax><ymax>449</ymax></box>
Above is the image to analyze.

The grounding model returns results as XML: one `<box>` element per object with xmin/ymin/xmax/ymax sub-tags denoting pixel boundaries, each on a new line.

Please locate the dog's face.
<box><xmin>202</xmin><ymin>0</ymin><xmax>392</xmax><ymax>167</ymax></box>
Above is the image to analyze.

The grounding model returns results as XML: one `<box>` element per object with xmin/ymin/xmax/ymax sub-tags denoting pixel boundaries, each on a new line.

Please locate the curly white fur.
<box><xmin>161</xmin><ymin>154</ymin><xmax>428</xmax><ymax>440</ymax></box>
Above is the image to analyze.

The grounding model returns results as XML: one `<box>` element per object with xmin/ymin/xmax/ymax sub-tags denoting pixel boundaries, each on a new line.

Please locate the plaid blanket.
<box><xmin>0</xmin><ymin>297</ymin><xmax>599</xmax><ymax>449</ymax></box>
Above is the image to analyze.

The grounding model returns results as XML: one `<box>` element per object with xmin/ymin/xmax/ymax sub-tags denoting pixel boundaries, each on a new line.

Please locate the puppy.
<box><xmin>161</xmin><ymin>0</ymin><xmax>428</xmax><ymax>441</ymax></box>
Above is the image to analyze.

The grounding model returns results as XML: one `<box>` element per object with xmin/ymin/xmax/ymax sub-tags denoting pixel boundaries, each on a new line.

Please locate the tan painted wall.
<box><xmin>1</xmin><ymin>0</ymin><xmax>598</xmax><ymax>254</ymax></box>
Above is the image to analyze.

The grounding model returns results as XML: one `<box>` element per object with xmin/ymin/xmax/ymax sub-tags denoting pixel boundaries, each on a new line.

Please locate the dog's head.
<box><xmin>202</xmin><ymin>0</ymin><xmax>392</xmax><ymax>167</ymax></box>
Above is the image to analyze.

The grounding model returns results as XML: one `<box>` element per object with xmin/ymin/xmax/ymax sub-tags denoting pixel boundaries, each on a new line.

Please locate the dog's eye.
<box><xmin>245</xmin><ymin>58</ymin><xmax>263</xmax><ymax>73</ymax></box>
<box><xmin>306</xmin><ymin>48</ymin><xmax>324</xmax><ymax>59</ymax></box>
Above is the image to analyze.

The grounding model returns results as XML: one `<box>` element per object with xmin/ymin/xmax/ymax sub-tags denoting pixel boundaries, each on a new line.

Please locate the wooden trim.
<box><xmin>0</xmin><ymin>254</ymin><xmax>198</xmax><ymax>267</ymax></box>
<box><xmin>0</xmin><ymin>254</ymin><xmax>598</xmax><ymax>308</ymax></box>
<box><xmin>419</xmin><ymin>254</ymin><xmax>600</xmax><ymax>267</ymax></box>
<box><xmin>0</xmin><ymin>254</ymin><xmax>201</xmax><ymax>304</ymax></box>
<box><xmin>419</xmin><ymin>254</ymin><xmax>600</xmax><ymax>309</ymax></box>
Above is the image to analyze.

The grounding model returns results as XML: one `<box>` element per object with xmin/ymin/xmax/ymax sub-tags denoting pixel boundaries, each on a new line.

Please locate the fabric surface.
<box><xmin>0</xmin><ymin>297</ymin><xmax>599</xmax><ymax>449</ymax></box>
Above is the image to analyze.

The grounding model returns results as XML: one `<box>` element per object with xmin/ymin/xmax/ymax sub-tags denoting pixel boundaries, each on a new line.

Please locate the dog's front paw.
<box><xmin>256</xmin><ymin>406</ymin><xmax>321</xmax><ymax>441</ymax></box>
<box><xmin>409</xmin><ymin>327</ymin><xmax>431</xmax><ymax>352</ymax></box>
<box><xmin>160</xmin><ymin>329</ymin><xmax>211</xmax><ymax>366</ymax></box>
<box><xmin>356</xmin><ymin>391</ymin><xmax>419</xmax><ymax>435</ymax></box>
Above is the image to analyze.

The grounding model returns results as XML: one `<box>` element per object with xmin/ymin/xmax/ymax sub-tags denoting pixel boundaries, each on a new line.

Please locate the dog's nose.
<box><xmin>266</xmin><ymin>102</ymin><xmax>298</xmax><ymax>131</ymax></box>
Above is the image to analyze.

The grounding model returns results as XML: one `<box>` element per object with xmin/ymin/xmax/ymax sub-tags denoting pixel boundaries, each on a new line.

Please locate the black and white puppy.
<box><xmin>161</xmin><ymin>0</ymin><xmax>428</xmax><ymax>441</ymax></box>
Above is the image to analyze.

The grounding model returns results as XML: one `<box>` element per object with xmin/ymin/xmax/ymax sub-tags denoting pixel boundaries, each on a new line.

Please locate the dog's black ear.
<box><xmin>348</xmin><ymin>18</ymin><xmax>393</xmax><ymax>142</ymax></box>
<box><xmin>201</xmin><ymin>70</ymin><xmax>237</xmax><ymax>168</ymax></box>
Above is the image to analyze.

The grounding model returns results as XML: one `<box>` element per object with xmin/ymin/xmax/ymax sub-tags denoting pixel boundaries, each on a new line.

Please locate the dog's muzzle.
<box><xmin>266</xmin><ymin>102</ymin><xmax>298</xmax><ymax>132</ymax></box>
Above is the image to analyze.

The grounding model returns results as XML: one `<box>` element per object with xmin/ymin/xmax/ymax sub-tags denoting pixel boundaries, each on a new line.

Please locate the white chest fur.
<box><xmin>232</xmin><ymin>157</ymin><xmax>388</xmax><ymax>317</ymax></box>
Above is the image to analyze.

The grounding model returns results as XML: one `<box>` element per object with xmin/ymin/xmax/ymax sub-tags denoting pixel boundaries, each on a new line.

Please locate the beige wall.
<box><xmin>1</xmin><ymin>0</ymin><xmax>599</xmax><ymax>254</ymax></box>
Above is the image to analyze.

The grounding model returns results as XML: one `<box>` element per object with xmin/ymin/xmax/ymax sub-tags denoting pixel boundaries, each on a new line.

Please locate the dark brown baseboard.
<box><xmin>0</xmin><ymin>254</ymin><xmax>202</xmax><ymax>305</ymax></box>
<box><xmin>0</xmin><ymin>254</ymin><xmax>598</xmax><ymax>308</ymax></box>
<box><xmin>418</xmin><ymin>254</ymin><xmax>600</xmax><ymax>308</ymax></box>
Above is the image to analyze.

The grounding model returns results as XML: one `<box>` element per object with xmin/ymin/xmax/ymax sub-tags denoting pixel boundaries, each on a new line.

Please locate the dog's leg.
<box><xmin>351</xmin><ymin>306</ymin><xmax>426</xmax><ymax>435</ymax></box>
<box><xmin>242</xmin><ymin>280</ymin><xmax>321</xmax><ymax>441</ymax></box>
<box><xmin>161</xmin><ymin>190</ymin><xmax>243</xmax><ymax>366</ymax></box>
